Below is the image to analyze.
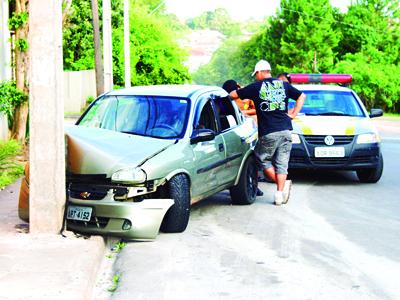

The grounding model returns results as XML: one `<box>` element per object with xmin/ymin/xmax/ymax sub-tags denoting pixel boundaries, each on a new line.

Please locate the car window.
<box><xmin>289</xmin><ymin>90</ymin><xmax>365</xmax><ymax>117</ymax></box>
<box><xmin>78</xmin><ymin>96</ymin><xmax>117</xmax><ymax>129</ymax></box>
<box><xmin>196</xmin><ymin>101</ymin><xmax>218</xmax><ymax>132</ymax></box>
<box><xmin>213</xmin><ymin>97</ymin><xmax>239</xmax><ymax>131</ymax></box>
<box><xmin>79</xmin><ymin>95</ymin><xmax>189</xmax><ymax>139</ymax></box>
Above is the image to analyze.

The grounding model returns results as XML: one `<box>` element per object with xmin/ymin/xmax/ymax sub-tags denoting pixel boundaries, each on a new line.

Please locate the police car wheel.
<box><xmin>356</xmin><ymin>153</ymin><xmax>384</xmax><ymax>183</ymax></box>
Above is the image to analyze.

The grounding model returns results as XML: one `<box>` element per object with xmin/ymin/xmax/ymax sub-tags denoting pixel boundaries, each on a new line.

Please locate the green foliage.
<box><xmin>186</xmin><ymin>8</ymin><xmax>241</xmax><ymax>37</ymax></box>
<box><xmin>62</xmin><ymin>0</ymin><xmax>95</xmax><ymax>70</ymax></box>
<box><xmin>0</xmin><ymin>81</ymin><xmax>28</xmax><ymax>123</ymax></box>
<box><xmin>8</xmin><ymin>12</ymin><xmax>28</xmax><ymax>31</ymax></box>
<box><xmin>0</xmin><ymin>140</ymin><xmax>24</xmax><ymax>189</ymax></box>
<box><xmin>195</xmin><ymin>0</ymin><xmax>400</xmax><ymax>112</ymax></box>
<box><xmin>107</xmin><ymin>274</ymin><xmax>121</xmax><ymax>293</ymax></box>
<box><xmin>112</xmin><ymin>3</ymin><xmax>190</xmax><ymax>87</ymax></box>
<box><xmin>333</xmin><ymin>54</ymin><xmax>400</xmax><ymax>110</ymax></box>
<box><xmin>111</xmin><ymin>241</ymin><xmax>126</xmax><ymax>253</ymax></box>
<box><xmin>16</xmin><ymin>38</ymin><xmax>28</xmax><ymax>52</ymax></box>
<box><xmin>336</xmin><ymin>0</ymin><xmax>400</xmax><ymax>64</ymax></box>
<box><xmin>61</xmin><ymin>0</ymin><xmax>190</xmax><ymax>85</ymax></box>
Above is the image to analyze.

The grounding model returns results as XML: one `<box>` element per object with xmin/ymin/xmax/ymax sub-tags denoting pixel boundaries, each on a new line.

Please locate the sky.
<box><xmin>165</xmin><ymin>0</ymin><xmax>352</xmax><ymax>21</ymax></box>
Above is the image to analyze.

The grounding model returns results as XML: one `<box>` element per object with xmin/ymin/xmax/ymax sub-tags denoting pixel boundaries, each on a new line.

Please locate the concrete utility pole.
<box><xmin>29</xmin><ymin>0</ymin><xmax>65</xmax><ymax>233</ymax></box>
<box><xmin>124</xmin><ymin>0</ymin><xmax>131</xmax><ymax>88</ymax></box>
<box><xmin>103</xmin><ymin>0</ymin><xmax>113</xmax><ymax>92</ymax></box>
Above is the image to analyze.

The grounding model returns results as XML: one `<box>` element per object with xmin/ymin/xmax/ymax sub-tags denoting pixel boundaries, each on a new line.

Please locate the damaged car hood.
<box><xmin>65</xmin><ymin>125</ymin><xmax>176</xmax><ymax>176</ymax></box>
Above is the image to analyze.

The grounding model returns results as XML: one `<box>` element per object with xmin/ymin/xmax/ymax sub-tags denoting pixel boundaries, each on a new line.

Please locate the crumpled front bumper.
<box><xmin>66</xmin><ymin>197</ymin><xmax>174</xmax><ymax>240</ymax></box>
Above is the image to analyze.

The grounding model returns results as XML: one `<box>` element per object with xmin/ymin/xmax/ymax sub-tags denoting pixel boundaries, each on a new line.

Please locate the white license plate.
<box><xmin>67</xmin><ymin>206</ymin><xmax>92</xmax><ymax>221</ymax></box>
<box><xmin>315</xmin><ymin>147</ymin><xmax>345</xmax><ymax>158</ymax></box>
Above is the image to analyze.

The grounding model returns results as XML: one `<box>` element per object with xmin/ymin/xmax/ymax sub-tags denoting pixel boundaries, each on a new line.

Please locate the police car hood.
<box><xmin>292</xmin><ymin>115</ymin><xmax>378</xmax><ymax>136</ymax></box>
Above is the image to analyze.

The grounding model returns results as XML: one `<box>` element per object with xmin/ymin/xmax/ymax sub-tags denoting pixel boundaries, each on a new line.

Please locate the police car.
<box><xmin>288</xmin><ymin>74</ymin><xmax>383</xmax><ymax>183</ymax></box>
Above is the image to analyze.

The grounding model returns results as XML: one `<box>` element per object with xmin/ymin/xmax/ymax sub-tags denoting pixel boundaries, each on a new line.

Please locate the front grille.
<box><xmin>67</xmin><ymin>173</ymin><xmax>129</xmax><ymax>200</ymax></box>
<box><xmin>309</xmin><ymin>157</ymin><xmax>349</xmax><ymax>165</ymax></box>
<box><xmin>304</xmin><ymin>135</ymin><xmax>354</xmax><ymax>145</ymax></box>
<box><xmin>68</xmin><ymin>216</ymin><xmax>109</xmax><ymax>229</ymax></box>
<box><xmin>351</xmin><ymin>156</ymin><xmax>376</xmax><ymax>164</ymax></box>
<box><xmin>69</xmin><ymin>184</ymin><xmax>109</xmax><ymax>200</ymax></box>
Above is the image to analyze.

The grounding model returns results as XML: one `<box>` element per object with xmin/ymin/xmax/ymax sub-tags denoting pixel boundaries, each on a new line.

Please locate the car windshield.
<box><xmin>289</xmin><ymin>90</ymin><xmax>365</xmax><ymax>117</ymax></box>
<box><xmin>78</xmin><ymin>95</ymin><xmax>189</xmax><ymax>139</ymax></box>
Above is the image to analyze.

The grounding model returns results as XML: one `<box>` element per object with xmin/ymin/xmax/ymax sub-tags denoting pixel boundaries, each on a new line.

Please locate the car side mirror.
<box><xmin>190</xmin><ymin>129</ymin><xmax>215</xmax><ymax>144</ymax></box>
<box><xmin>369</xmin><ymin>108</ymin><xmax>383</xmax><ymax>118</ymax></box>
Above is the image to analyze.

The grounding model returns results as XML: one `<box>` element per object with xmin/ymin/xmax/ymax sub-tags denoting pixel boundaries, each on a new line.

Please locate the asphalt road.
<box><xmin>110</xmin><ymin>120</ymin><xmax>400</xmax><ymax>300</ymax></box>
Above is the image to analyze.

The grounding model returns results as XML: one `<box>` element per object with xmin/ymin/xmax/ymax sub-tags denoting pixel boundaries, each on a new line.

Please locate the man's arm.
<box><xmin>287</xmin><ymin>93</ymin><xmax>306</xmax><ymax>119</ymax></box>
<box><xmin>229</xmin><ymin>90</ymin><xmax>239</xmax><ymax>100</ymax></box>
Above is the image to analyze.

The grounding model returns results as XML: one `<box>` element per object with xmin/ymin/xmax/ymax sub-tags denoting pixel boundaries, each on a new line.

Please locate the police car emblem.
<box><xmin>324</xmin><ymin>135</ymin><xmax>335</xmax><ymax>146</ymax></box>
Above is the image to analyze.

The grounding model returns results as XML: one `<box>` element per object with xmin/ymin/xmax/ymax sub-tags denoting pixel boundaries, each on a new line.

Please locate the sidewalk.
<box><xmin>0</xmin><ymin>180</ymin><xmax>107</xmax><ymax>300</ymax></box>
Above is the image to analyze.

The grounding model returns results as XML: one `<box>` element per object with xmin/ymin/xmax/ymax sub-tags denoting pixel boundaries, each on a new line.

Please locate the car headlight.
<box><xmin>291</xmin><ymin>133</ymin><xmax>301</xmax><ymax>144</ymax></box>
<box><xmin>356</xmin><ymin>133</ymin><xmax>380</xmax><ymax>144</ymax></box>
<box><xmin>111</xmin><ymin>167</ymin><xmax>146</xmax><ymax>184</ymax></box>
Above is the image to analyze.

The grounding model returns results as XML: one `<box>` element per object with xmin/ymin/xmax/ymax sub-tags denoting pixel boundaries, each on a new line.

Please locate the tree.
<box><xmin>8</xmin><ymin>0</ymin><xmax>29</xmax><ymax>142</ymax></box>
<box><xmin>91</xmin><ymin>0</ymin><xmax>104</xmax><ymax>96</ymax></box>
<box><xmin>186</xmin><ymin>8</ymin><xmax>241</xmax><ymax>37</ymax></box>
<box><xmin>112</xmin><ymin>3</ymin><xmax>190</xmax><ymax>87</ymax></box>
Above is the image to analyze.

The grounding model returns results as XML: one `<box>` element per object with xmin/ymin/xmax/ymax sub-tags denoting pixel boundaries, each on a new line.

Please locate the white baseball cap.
<box><xmin>251</xmin><ymin>60</ymin><xmax>272</xmax><ymax>76</ymax></box>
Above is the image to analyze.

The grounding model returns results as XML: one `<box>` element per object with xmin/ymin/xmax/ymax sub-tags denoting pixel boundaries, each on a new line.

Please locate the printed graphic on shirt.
<box><xmin>259</xmin><ymin>80</ymin><xmax>286</xmax><ymax>112</ymax></box>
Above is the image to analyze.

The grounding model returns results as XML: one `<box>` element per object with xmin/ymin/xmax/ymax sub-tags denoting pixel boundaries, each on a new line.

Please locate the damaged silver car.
<box><xmin>20</xmin><ymin>85</ymin><xmax>258</xmax><ymax>239</ymax></box>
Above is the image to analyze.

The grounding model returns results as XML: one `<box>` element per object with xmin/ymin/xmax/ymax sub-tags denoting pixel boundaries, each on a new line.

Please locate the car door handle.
<box><xmin>219</xmin><ymin>143</ymin><xmax>224</xmax><ymax>152</ymax></box>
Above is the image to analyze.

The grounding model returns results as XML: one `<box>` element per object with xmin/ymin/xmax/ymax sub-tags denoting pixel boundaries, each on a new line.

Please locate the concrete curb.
<box><xmin>0</xmin><ymin>233</ymin><xmax>107</xmax><ymax>300</ymax></box>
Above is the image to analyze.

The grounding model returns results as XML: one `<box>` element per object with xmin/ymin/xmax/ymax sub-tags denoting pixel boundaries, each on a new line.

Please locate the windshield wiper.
<box><xmin>121</xmin><ymin>130</ymin><xmax>142</xmax><ymax>136</ymax></box>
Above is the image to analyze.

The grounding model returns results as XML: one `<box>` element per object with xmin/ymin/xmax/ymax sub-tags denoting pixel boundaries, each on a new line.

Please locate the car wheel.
<box><xmin>160</xmin><ymin>174</ymin><xmax>190</xmax><ymax>233</ymax></box>
<box><xmin>230</xmin><ymin>156</ymin><xmax>258</xmax><ymax>205</ymax></box>
<box><xmin>356</xmin><ymin>152</ymin><xmax>384</xmax><ymax>183</ymax></box>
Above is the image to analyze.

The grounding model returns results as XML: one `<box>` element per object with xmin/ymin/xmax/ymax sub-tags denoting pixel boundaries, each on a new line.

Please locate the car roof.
<box><xmin>106</xmin><ymin>85</ymin><xmax>226</xmax><ymax>99</ymax></box>
<box><xmin>293</xmin><ymin>84</ymin><xmax>353</xmax><ymax>92</ymax></box>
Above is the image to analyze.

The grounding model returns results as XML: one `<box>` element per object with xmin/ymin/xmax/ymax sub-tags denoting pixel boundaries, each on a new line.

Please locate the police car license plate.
<box><xmin>315</xmin><ymin>147</ymin><xmax>345</xmax><ymax>158</ymax></box>
<box><xmin>67</xmin><ymin>206</ymin><xmax>92</xmax><ymax>221</ymax></box>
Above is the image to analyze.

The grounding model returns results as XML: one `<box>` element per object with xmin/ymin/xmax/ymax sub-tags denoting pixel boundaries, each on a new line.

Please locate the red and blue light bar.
<box><xmin>289</xmin><ymin>74</ymin><xmax>352</xmax><ymax>84</ymax></box>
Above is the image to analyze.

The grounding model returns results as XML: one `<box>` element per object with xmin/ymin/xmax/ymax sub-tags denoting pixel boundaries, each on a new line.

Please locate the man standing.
<box><xmin>229</xmin><ymin>60</ymin><xmax>305</xmax><ymax>205</ymax></box>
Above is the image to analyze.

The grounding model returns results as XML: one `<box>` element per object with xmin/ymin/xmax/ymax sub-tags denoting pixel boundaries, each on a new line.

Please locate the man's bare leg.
<box><xmin>263</xmin><ymin>167</ymin><xmax>276</xmax><ymax>183</ymax></box>
<box><xmin>276</xmin><ymin>174</ymin><xmax>287</xmax><ymax>191</ymax></box>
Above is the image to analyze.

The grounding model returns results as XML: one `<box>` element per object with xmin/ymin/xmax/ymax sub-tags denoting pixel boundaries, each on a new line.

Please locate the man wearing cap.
<box><xmin>229</xmin><ymin>60</ymin><xmax>305</xmax><ymax>205</ymax></box>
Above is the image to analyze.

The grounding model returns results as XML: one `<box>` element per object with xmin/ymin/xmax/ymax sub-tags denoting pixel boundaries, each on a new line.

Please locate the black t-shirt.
<box><xmin>237</xmin><ymin>78</ymin><xmax>302</xmax><ymax>136</ymax></box>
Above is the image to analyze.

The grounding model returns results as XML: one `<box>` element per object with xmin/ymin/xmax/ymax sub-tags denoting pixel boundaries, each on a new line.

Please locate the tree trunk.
<box><xmin>91</xmin><ymin>0</ymin><xmax>104</xmax><ymax>96</ymax></box>
<box><xmin>11</xmin><ymin>0</ymin><xmax>30</xmax><ymax>142</ymax></box>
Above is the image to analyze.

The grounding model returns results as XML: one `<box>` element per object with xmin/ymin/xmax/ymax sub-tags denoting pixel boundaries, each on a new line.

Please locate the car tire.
<box><xmin>356</xmin><ymin>152</ymin><xmax>384</xmax><ymax>183</ymax></box>
<box><xmin>230</xmin><ymin>156</ymin><xmax>258</xmax><ymax>205</ymax></box>
<box><xmin>160</xmin><ymin>174</ymin><xmax>190</xmax><ymax>233</ymax></box>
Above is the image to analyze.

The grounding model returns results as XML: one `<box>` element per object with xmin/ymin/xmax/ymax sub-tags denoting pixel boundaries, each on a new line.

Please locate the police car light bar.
<box><xmin>289</xmin><ymin>74</ymin><xmax>352</xmax><ymax>84</ymax></box>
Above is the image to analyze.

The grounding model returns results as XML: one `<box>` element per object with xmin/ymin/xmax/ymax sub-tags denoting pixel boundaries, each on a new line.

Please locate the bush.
<box><xmin>0</xmin><ymin>140</ymin><xmax>24</xmax><ymax>189</ymax></box>
<box><xmin>0</xmin><ymin>81</ymin><xmax>28</xmax><ymax>129</ymax></box>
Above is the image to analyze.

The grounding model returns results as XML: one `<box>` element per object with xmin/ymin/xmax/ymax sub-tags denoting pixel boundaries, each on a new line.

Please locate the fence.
<box><xmin>0</xmin><ymin>70</ymin><xmax>96</xmax><ymax>141</ymax></box>
<box><xmin>0</xmin><ymin>112</ymin><xmax>7</xmax><ymax>141</ymax></box>
<box><xmin>64</xmin><ymin>69</ymin><xmax>96</xmax><ymax>114</ymax></box>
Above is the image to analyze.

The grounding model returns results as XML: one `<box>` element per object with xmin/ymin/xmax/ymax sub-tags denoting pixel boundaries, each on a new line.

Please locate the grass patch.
<box><xmin>0</xmin><ymin>140</ymin><xmax>24</xmax><ymax>189</ymax></box>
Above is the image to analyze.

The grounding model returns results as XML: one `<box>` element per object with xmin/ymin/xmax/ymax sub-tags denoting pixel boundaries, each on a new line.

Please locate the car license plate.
<box><xmin>315</xmin><ymin>147</ymin><xmax>345</xmax><ymax>158</ymax></box>
<box><xmin>67</xmin><ymin>206</ymin><xmax>92</xmax><ymax>221</ymax></box>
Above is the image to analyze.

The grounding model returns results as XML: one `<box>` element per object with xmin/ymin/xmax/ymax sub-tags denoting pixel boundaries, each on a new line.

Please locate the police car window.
<box><xmin>290</xmin><ymin>91</ymin><xmax>364</xmax><ymax>117</ymax></box>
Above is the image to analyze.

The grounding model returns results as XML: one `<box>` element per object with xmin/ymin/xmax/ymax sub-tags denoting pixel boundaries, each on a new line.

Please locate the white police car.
<box><xmin>288</xmin><ymin>74</ymin><xmax>383</xmax><ymax>183</ymax></box>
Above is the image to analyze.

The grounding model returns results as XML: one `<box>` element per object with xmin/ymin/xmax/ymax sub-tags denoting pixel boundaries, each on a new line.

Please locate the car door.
<box><xmin>190</xmin><ymin>98</ymin><xmax>226</xmax><ymax>198</ymax></box>
<box><xmin>213</xmin><ymin>96</ymin><xmax>250</xmax><ymax>186</ymax></box>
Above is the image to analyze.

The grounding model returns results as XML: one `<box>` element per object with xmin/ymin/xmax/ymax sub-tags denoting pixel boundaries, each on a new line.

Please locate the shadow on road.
<box><xmin>289</xmin><ymin>169</ymin><xmax>360</xmax><ymax>186</ymax></box>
